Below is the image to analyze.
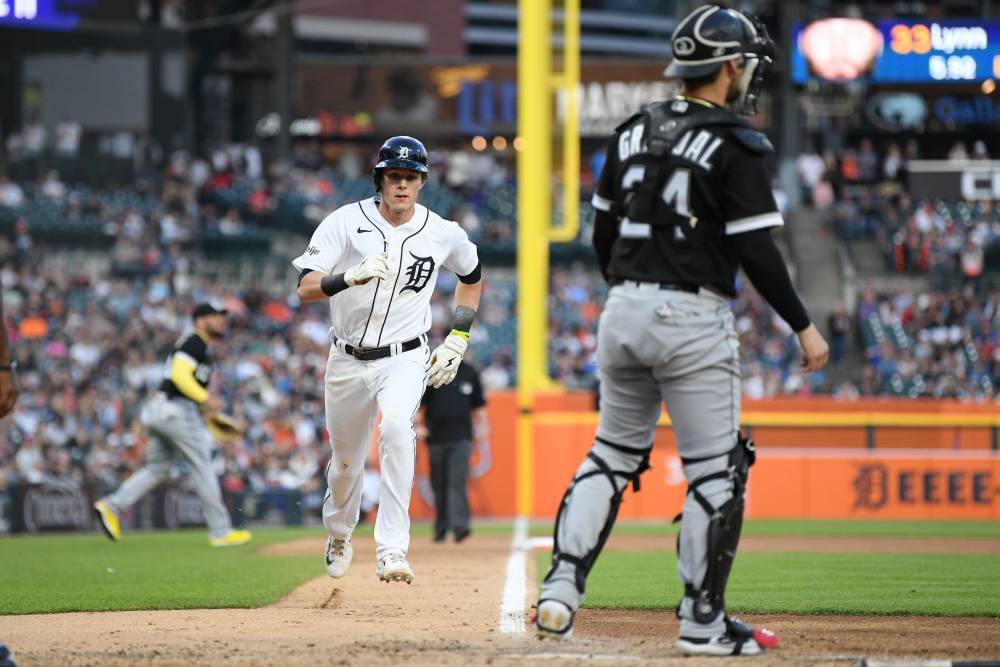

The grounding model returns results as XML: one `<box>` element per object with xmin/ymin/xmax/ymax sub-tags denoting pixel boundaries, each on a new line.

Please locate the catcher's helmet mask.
<box><xmin>373</xmin><ymin>135</ymin><xmax>429</xmax><ymax>193</ymax></box>
<box><xmin>663</xmin><ymin>5</ymin><xmax>774</xmax><ymax>115</ymax></box>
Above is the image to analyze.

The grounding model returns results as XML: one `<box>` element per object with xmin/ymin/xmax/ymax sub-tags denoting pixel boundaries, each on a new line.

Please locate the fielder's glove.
<box><xmin>205</xmin><ymin>412</ymin><xmax>243</xmax><ymax>444</ymax></box>
<box><xmin>344</xmin><ymin>252</ymin><xmax>390</xmax><ymax>286</ymax></box>
<box><xmin>426</xmin><ymin>332</ymin><xmax>468</xmax><ymax>388</ymax></box>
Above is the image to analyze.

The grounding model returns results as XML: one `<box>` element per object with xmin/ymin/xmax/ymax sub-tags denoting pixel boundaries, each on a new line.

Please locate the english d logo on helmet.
<box><xmin>373</xmin><ymin>136</ymin><xmax>430</xmax><ymax>192</ymax></box>
<box><xmin>663</xmin><ymin>4</ymin><xmax>775</xmax><ymax>116</ymax></box>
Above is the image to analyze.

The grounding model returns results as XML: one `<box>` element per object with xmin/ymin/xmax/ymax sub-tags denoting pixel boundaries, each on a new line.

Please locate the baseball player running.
<box><xmin>93</xmin><ymin>303</ymin><xmax>253</xmax><ymax>547</ymax></box>
<box><xmin>293</xmin><ymin>136</ymin><xmax>482</xmax><ymax>584</ymax></box>
<box><xmin>535</xmin><ymin>5</ymin><xmax>828</xmax><ymax>655</ymax></box>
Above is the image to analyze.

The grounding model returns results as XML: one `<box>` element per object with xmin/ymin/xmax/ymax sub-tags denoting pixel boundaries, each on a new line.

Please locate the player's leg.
<box><xmin>656</xmin><ymin>297</ymin><xmax>764</xmax><ymax>655</ymax></box>
<box><xmin>323</xmin><ymin>351</ymin><xmax>377</xmax><ymax>540</ymax></box>
<box><xmin>97</xmin><ymin>431</ymin><xmax>173</xmax><ymax>540</ymax></box>
<box><xmin>370</xmin><ymin>345</ymin><xmax>426</xmax><ymax>581</ymax></box>
<box><xmin>447</xmin><ymin>438</ymin><xmax>472</xmax><ymax>539</ymax></box>
<box><xmin>163</xmin><ymin>402</ymin><xmax>241</xmax><ymax>543</ymax></box>
<box><xmin>427</xmin><ymin>443</ymin><xmax>449</xmax><ymax>540</ymax></box>
<box><xmin>537</xmin><ymin>288</ymin><xmax>661</xmax><ymax>636</ymax></box>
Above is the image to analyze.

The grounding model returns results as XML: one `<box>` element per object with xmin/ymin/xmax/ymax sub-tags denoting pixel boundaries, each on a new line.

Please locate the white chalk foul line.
<box><xmin>498</xmin><ymin>516</ymin><xmax>529</xmax><ymax>634</ymax></box>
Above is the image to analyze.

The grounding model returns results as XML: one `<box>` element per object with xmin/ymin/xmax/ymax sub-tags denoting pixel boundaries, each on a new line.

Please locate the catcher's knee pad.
<box><xmin>678</xmin><ymin>434</ymin><xmax>756</xmax><ymax>623</ymax></box>
<box><xmin>545</xmin><ymin>437</ymin><xmax>651</xmax><ymax>595</ymax></box>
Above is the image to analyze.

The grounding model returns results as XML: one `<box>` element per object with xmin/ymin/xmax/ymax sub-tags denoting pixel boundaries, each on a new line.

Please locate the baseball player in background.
<box><xmin>93</xmin><ymin>303</ymin><xmax>253</xmax><ymax>547</ymax></box>
<box><xmin>0</xmin><ymin>282</ymin><xmax>20</xmax><ymax>418</ymax></box>
<box><xmin>535</xmin><ymin>5</ymin><xmax>828</xmax><ymax>655</ymax></box>
<box><xmin>293</xmin><ymin>136</ymin><xmax>482</xmax><ymax>584</ymax></box>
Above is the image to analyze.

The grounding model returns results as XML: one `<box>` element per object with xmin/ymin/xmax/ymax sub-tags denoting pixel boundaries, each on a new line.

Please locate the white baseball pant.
<box><xmin>322</xmin><ymin>342</ymin><xmax>429</xmax><ymax>560</ymax></box>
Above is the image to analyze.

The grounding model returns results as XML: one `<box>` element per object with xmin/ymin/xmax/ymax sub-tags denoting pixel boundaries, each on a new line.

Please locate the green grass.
<box><xmin>530</xmin><ymin>519</ymin><xmax>1000</xmax><ymax>539</ymax></box>
<box><xmin>4</xmin><ymin>519</ymin><xmax>999</xmax><ymax>616</ymax></box>
<box><xmin>0</xmin><ymin>527</ymin><xmax>325</xmax><ymax>615</ymax></box>
<box><xmin>538</xmin><ymin>550</ymin><xmax>1000</xmax><ymax>616</ymax></box>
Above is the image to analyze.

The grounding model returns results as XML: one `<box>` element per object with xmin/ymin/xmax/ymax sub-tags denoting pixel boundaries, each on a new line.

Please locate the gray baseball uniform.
<box><xmin>105</xmin><ymin>331</ymin><xmax>233</xmax><ymax>538</ymax></box>
<box><xmin>539</xmin><ymin>96</ymin><xmax>812</xmax><ymax>642</ymax></box>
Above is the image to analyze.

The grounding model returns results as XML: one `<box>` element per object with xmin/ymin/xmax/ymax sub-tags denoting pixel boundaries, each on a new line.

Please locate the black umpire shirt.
<box><xmin>591</xmin><ymin>96</ymin><xmax>810</xmax><ymax>331</ymax></box>
<box><xmin>421</xmin><ymin>363</ymin><xmax>486</xmax><ymax>445</ymax></box>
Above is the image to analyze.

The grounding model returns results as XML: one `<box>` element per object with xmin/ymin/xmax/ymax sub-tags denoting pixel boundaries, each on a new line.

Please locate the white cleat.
<box><xmin>535</xmin><ymin>599</ymin><xmax>574</xmax><ymax>639</ymax></box>
<box><xmin>376</xmin><ymin>552</ymin><xmax>414</xmax><ymax>584</ymax></box>
<box><xmin>675</xmin><ymin>634</ymin><xmax>763</xmax><ymax>656</ymax></box>
<box><xmin>324</xmin><ymin>536</ymin><xmax>353</xmax><ymax>578</ymax></box>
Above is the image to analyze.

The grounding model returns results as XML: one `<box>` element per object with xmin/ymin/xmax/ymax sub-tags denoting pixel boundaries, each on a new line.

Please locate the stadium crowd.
<box><xmin>856</xmin><ymin>285</ymin><xmax>1000</xmax><ymax>400</ymax></box>
<box><xmin>797</xmin><ymin>139</ymin><xmax>1000</xmax><ymax>286</ymax></box>
<box><xmin>3</xmin><ymin>134</ymin><xmax>1000</xmax><ymax>501</ymax></box>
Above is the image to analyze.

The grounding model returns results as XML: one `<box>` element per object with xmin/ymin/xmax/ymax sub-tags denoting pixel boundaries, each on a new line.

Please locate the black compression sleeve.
<box><xmin>730</xmin><ymin>228</ymin><xmax>811</xmax><ymax>333</ymax></box>
<box><xmin>592</xmin><ymin>210</ymin><xmax>619</xmax><ymax>282</ymax></box>
<box><xmin>320</xmin><ymin>273</ymin><xmax>350</xmax><ymax>297</ymax></box>
<box><xmin>452</xmin><ymin>305</ymin><xmax>476</xmax><ymax>333</ymax></box>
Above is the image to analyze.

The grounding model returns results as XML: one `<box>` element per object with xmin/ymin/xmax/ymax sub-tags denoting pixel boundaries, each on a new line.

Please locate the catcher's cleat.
<box><xmin>93</xmin><ymin>500</ymin><xmax>121</xmax><ymax>542</ymax></box>
<box><xmin>376</xmin><ymin>552</ymin><xmax>414</xmax><ymax>584</ymax></box>
<box><xmin>535</xmin><ymin>599</ymin><xmax>574</xmax><ymax>639</ymax></box>
<box><xmin>727</xmin><ymin>615</ymin><xmax>780</xmax><ymax>649</ymax></box>
<box><xmin>209</xmin><ymin>529</ymin><xmax>253</xmax><ymax>547</ymax></box>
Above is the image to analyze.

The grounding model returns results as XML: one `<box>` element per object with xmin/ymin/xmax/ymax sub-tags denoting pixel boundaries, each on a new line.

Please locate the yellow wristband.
<box><xmin>450</xmin><ymin>329</ymin><xmax>470</xmax><ymax>340</ymax></box>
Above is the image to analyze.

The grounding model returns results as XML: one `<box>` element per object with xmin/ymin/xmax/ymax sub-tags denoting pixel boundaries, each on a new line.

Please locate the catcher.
<box><xmin>94</xmin><ymin>303</ymin><xmax>253</xmax><ymax>547</ymax></box>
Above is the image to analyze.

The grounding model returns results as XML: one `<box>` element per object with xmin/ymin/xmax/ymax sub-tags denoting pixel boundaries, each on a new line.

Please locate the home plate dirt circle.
<box><xmin>3</xmin><ymin>534</ymin><xmax>998</xmax><ymax>666</ymax></box>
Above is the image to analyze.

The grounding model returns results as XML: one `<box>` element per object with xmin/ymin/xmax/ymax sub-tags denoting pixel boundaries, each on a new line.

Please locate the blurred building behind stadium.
<box><xmin>0</xmin><ymin>0</ymin><xmax>998</xmax><ymax>532</ymax></box>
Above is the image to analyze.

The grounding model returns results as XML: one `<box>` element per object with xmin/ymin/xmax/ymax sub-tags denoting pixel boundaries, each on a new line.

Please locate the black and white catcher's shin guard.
<box><xmin>537</xmin><ymin>437</ymin><xmax>650</xmax><ymax>635</ymax></box>
<box><xmin>675</xmin><ymin>435</ymin><xmax>756</xmax><ymax>639</ymax></box>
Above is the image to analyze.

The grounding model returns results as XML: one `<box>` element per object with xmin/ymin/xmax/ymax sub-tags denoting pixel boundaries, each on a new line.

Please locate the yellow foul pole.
<box><xmin>549</xmin><ymin>0</ymin><xmax>580</xmax><ymax>243</ymax></box>
<box><xmin>516</xmin><ymin>0</ymin><xmax>551</xmax><ymax>517</ymax></box>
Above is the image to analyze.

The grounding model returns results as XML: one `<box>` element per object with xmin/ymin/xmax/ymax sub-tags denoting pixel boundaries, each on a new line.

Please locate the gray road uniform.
<box><xmin>538</xmin><ymin>97</ymin><xmax>813</xmax><ymax>640</ymax></box>
<box><xmin>106</xmin><ymin>330</ymin><xmax>233</xmax><ymax>538</ymax></box>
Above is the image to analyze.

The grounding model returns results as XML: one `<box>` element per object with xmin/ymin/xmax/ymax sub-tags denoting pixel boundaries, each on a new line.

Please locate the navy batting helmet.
<box><xmin>664</xmin><ymin>5</ymin><xmax>774</xmax><ymax>115</ymax></box>
<box><xmin>373</xmin><ymin>136</ymin><xmax>429</xmax><ymax>192</ymax></box>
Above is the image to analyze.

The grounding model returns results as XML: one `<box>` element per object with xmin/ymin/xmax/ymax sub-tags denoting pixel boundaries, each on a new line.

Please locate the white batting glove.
<box><xmin>344</xmin><ymin>252</ymin><xmax>390</xmax><ymax>286</ymax></box>
<box><xmin>426</xmin><ymin>332</ymin><xmax>468</xmax><ymax>388</ymax></box>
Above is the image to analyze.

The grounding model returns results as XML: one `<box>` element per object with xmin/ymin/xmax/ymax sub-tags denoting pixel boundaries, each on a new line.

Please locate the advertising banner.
<box><xmin>293</xmin><ymin>60</ymin><xmax>678</xmax><ymax>139</ymax></box>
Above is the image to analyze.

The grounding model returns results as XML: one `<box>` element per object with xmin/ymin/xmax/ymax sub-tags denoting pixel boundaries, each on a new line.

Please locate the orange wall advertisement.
<box><xmin>405</xmin><ymin>391</ymin><xmax>1000</xmax><ymax>521</ymax></box>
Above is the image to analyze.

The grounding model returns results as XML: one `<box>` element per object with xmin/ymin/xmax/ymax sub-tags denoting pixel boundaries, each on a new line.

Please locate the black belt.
<box><xmin>610</xmin><ymin>278</ymin><xmax>699</xmax><ymax>294</ymax></box>
<box><xmin>336</xmin><ymin>335</ymin><xmax>423</xmax><ymax>361</ymax></box>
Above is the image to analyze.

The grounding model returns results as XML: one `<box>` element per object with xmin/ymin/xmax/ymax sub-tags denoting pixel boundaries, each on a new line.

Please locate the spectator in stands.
<box><xmin>828</xmin><ymin>302</ymin><xmax>851</xmax><ymax>365</ymax></box>
<box><xmin>796</xmin><ymin>144</ymin><xmax>825</xmax><ymax>204</ymax></box>
<box><xmin>0</xmin><ymin>176</ymin><xmax>25</xmax><ymax>209</ymax></box>
<box><xmin>839</xmin><ymin>148</ymin><xmax>860</xmax><ymax>183</ymax></box>
<box><xmin>883</xmin><ymin>143</ymin><xmax>903</xmax><ymax>181</ymax></box>
<box><xmin>856</xmin><ymin>139</ymin><xmax>878</xmax><ymax>182</ymax></box>
<box><xmin>971</xmin><ymin>140</ymin><xmax>990</xmax><ymax>160</ymax></box>
<box><xmin>960</xmin><ymin>237</ymin><xmax>984</xmax><ymax>290</ymax></box>
<box><xmin>948</xmin><ymin>141</ymin><xmax>969</xmax><ymax>162</ymax></box>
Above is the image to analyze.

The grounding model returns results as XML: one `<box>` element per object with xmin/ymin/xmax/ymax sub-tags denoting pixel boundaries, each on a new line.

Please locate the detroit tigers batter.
<box><xmin>534</xmin><ymin>5</ymin><xmax>829</xmax><ymax>655</ymax></box>
<box><xmin>293</xmin><ymin>136</ymin><xmax>482</xmax><ymax>584</ymax></box>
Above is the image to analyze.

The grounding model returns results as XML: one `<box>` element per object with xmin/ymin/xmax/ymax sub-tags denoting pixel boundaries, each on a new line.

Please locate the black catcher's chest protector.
<box><xmin>619</xmin><ymin>102</ymin><xmax>748</xmax><ymax>245</ymax></box>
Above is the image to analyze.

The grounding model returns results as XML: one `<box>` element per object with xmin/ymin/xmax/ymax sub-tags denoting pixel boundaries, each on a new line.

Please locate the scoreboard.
<box><xmin>792</xmin><ymin>20</ymin><xmax>1000</xmax><ymax>84</ymax></box>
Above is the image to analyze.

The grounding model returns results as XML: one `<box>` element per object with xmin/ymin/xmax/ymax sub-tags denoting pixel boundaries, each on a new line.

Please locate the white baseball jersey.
<box><xmin>292</xmin><ymin>197</ymin><xmax>479</xmax><ymax>348</ymax></box>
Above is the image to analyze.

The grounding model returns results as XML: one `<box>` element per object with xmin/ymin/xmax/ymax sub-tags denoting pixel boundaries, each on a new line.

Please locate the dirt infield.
<box><xmin>3</xmin><ymin>534</ymin><xmax>999</xmax><ymax>666</ymax></box>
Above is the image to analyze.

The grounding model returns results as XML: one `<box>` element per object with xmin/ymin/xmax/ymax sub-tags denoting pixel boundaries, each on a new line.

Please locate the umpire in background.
<box><xmin>534</xmin><ymin>4</ymin><xmax>828</xmax><ymax>656</ymax></box>
<box><xmin>418</xmin><ymin>354</ymin><xmax>488</xmax><ymax>542</ymax></box>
